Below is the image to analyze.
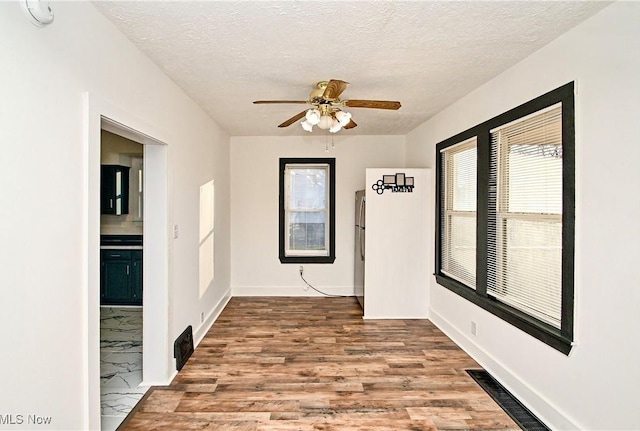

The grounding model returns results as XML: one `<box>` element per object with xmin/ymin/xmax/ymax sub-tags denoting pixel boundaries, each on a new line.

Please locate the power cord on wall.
<box><xmin>299</xmin><ymin>267</ymin><xmax>349</xmax><ymax>297</ymax></box>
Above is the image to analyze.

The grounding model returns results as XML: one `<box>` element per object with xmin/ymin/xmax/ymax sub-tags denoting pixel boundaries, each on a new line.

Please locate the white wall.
<box><xmin>0</xmin><ymin>3</ymin><xmax>230</xmax><ymax>429</ymax></box>
<box><xmin>406</xmin><ymin>2</ymin><xmax>640</xmax><ymax>429</ymax></box>
<box><xmin>364</xmin><ymin>169</ymin><xmax>431</xmax><ymax>319</ymax></box>
<box><xmin>230</xmin><ymin>135</ymin><xmax>405</xmax><ymax>296</ymax></box>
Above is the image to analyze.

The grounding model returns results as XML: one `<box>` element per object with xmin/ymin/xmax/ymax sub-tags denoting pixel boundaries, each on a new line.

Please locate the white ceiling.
<box><xmin>93</xmin><ymin>1</ymin><xmax>609</xmax><ymax>137</ymax></box>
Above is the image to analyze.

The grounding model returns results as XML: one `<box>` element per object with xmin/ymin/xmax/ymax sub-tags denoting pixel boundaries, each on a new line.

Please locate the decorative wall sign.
<box><xmin>372</xmin><ymin>173</ymin><xmax>415</xmax><ymax>194</ymax></box>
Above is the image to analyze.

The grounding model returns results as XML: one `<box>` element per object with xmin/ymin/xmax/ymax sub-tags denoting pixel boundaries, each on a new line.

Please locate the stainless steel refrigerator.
<box><xmin>354</xmin><ymin>190</ymin><xmax>366</xmax><ymax>310</ymax></box>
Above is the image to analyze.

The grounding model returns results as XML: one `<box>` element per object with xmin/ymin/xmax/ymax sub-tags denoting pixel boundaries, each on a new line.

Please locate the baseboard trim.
<box><xmin>363</xmin><ymin>314</ymin><xmax>429</xmax><ymax>320</ymax></box>
<box><xmin>429</xmin><ymin>308</ymin><xmax>581</xmax><ymax>430</ymax></box>
<box><xmin>195</xmin><ymin>288</ymin><xmax>232</xmax><ymax>346</ymax></box>
<box><xmin>232</xmin><ymin>286</ymin><xmax>355</xmax><ymax>297</ymax></box>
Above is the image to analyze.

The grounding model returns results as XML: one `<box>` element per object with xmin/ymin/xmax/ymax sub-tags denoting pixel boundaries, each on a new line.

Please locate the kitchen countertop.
<box><xmin>100</xmin><ymin>234</ymin><xmax>143</xmax><ymax>247</ymax></box>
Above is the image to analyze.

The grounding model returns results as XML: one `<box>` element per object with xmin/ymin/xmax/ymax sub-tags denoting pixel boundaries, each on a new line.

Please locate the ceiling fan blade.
<box><xmin>253</xmin><ymin>100</ymin><xmax>309</xmax><ymax>104</ymax></box>
<box><xmin>278</xmin><ymin>110</ymin><xmax>307</xmax><ymax>128</ymax></box>
<box><xmin>322</xmin><ymin>79</ymin><xmax>349</xmax><ymax>100</ymax></box>
<box><xmin>344</xmin><ymin>99</ymin><xmax>401</xmax><ymax>110</ymax></box>
<box><xmin>343</xmin><ymin>119</ymin><xmax>357</xmax><ymax>129</ymax></box>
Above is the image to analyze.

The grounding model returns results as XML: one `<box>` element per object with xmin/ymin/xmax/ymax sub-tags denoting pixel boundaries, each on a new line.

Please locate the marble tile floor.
<box><xmin>100</xmin><ymin>306</ymin><xmax>148</xmax><ymax>431</ymax></box>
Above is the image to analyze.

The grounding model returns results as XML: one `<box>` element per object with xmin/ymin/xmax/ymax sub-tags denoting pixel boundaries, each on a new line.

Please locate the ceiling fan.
<box><xmin>253</xmin><ymin>79</ymin><xmax>401</xmax><ymax>133</ymax></box>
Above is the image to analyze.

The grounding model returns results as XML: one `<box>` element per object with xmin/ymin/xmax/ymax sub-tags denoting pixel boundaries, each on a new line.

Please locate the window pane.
<box><xmin>286</xmin><ymin>165</ymin><xmax>328</xmax><ymax>255</ymax></box>
<box><xmin>289</xmin><ymin>168</ymin><xmax>326</xmax><ymax>210</ymax></box>
<box><xmin>443</xmin><ymin>214</ymin><xmax>476</xmax><ymax>287</ymax></box>
<box><xmin>441</xmin><ymin>138</ymin><xmax>477</xmax><ymax>288</ymax></box>
<box><xmin>289</xmin><ymin>211</ymin><xmax>326</xmax><ymax>252</ymax></box>
<box><xmin>489</xmin><ymin>105</ymin><xmax>563</xmax><ymax>328</ymax></box>
<box><xmin>452</xmin><ymin>147</ymin><xmax>477</xmax><ymax>211</ymax></box>
<box><xmin>507</xmin><ymin>144</ymin><xmax>562</xmax><ymax>214</ymax></box>
<box><xmin>493</xmin><ymin>218</ymin><xmax>562</xmax><ymax>327</ymax></box>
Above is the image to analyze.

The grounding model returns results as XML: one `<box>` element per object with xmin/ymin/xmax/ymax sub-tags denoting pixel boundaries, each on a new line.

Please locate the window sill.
<box><xmin>435</xmin><ymin>274</ymin><xmax>573</xmax><ymax>355</ymax></box>
<box><xmin>279</xmin><ymin>255</ymin><xmax>335</xmax><ymax>264</ymax></box>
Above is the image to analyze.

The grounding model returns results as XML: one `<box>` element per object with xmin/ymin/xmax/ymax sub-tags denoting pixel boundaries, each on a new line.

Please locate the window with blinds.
<box><xmin>441</xmin><ymin>138</ymin><xmax>477</xmax><ymax>288</ymax></box>
<box><xmin>488</xmin><ymin>105</ymin><xmax>563</xmax><ymax>328</ymax></box>
<box><xmin>284</xmin><ymin>164</ymin><xmax>329</xmax><ymax>257</ymax></box>
<box><xmin>434</xmin><ymin>82</ymin><xmax>575</xmax><ymax>354</ymax></box>
<box><xmin>279</xmin><ymin>158</ymin><xmax>336</xmax><ymax>264</ymax></box>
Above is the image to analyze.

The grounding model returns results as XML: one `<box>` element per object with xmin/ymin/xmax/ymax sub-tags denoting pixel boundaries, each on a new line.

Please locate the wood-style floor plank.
<box><xmin>119</xmin><ymin>297</ymin><xmax>519</xmax><ymax>430</ymax></box>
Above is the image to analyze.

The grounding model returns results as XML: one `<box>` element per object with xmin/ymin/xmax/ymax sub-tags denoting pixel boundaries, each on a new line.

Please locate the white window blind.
<box><xmin>487</xmin><ymin>104</ymin><xmax>563</xmax><ymax>328</ymax></box>
<box><xmin>441</xmin><ymin>138</ymin><xmax>477</xmax><ymax>288</ymax></box>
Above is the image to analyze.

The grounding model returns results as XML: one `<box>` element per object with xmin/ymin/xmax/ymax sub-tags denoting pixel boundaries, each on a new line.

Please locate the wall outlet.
<box><xmin>173</xmin><ymin>224</ymin><xmax>179</xmax><ymax>239</ymax></box>
<box><xmin>200</xmin><ymin>311</ymin><xmax>204</xmax><ymax>323</ymax></box>
<box><xmin>471</xmin><ymin>321</ymin><xmax>477</xmax><ymax>336</ymax></box>
<box><xmin>299</xmin><ymin>265</ymin><xmax>303</xmax><ymax>275</ymax></box>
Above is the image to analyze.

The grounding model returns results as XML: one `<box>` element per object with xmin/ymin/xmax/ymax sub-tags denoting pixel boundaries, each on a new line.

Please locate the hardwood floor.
<box><xmin>119</xmin><ymin>297</ymin><xmax>519</xmax><ymax>430</ymax></box>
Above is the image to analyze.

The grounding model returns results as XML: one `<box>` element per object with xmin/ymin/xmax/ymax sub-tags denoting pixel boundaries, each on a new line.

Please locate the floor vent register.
<box><xmin>174</xmin><ymin>325</ymin><xmax>194</xmax><ymax>371</ymax></box>
<box><xmin>466</xmin><ymin>369</ymin><xmax>550</xmax><ymax>431</ymax></box>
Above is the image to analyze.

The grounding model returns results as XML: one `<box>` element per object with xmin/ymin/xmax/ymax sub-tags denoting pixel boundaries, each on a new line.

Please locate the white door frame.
<box><xmin>83</xmin><ymin>93</ymin><xmax>170</xmax><ymax>430</ymax></box>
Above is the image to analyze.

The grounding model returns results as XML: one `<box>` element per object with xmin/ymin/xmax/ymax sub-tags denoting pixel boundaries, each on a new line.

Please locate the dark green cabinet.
<box><xmin>101</xmin><ymin>249</ymin><xmax>142</xmax><ymax>305</ymax></box>
<box><xmin>101</xmin><ymin>165</ymin><xmax>130</xmax><ymax>215</ymax></box>
<box><xmin>131</xmin><ymin>252</ymin><xmax>142</xmax><ymax>304</ymax></box>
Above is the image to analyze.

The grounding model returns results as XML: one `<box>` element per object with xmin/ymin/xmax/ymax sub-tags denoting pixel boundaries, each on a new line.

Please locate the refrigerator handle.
<box><xmin>359</xmin><ymin>196</ymin><xmax>365</xmax><ymax>226</ymax></box>
<box><xmin>359</xmin><ymin>196</ymin><xmax>366</xmax><ymax>260</ymax></box>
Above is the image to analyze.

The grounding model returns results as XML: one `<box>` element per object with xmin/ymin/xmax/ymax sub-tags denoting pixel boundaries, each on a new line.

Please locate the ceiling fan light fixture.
<box><xmin>317</xmin><ymin>115</ymin><xmax>333</xmax><ymax>130</ymax></box>
<box><xmin>254</xmin><ymin>79</ymin><xmax>401</xmax><ymax>135</ymax></box>
<box><xmin>301</xmin><ymin>120</ymin><xmax>313</xmax><ymax>132</ymax></box>
<box><xmin>335</xmin><ymin>110</ymin><xmax>352</xmax><ymax>127</ymax></box>
<box><xmin>305</xmin><ymin>108</ymin><xmax>321</xmax><ymax>125</ymax></box>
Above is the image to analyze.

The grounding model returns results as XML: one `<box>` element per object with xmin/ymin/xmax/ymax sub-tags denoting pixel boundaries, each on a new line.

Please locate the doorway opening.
<box><xmin>85</xmin><ymin>94</ymin><xmax>170</xmax><ymax>431</ymax></box>
<box><xmin>99</xmin><ymin>130</ymin><xmax>145</xmax><ymax>430</ymax></box>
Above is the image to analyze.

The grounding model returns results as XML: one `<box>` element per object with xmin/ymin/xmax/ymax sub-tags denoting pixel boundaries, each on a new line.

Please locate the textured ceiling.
<box><xmin>93</xmin><ymin>1</ymin><xmax>609</xmax><ymax>136</ymax></box>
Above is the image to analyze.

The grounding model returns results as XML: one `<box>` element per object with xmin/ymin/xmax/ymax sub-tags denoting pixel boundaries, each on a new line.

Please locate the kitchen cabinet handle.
<box><xmin>110</xmin><ymin>198</ymin><xmax>113</xmax><ymax>209</ymax></box>
<box><xmin>126</xmin><ymin>265</ymin><xmax>130</xmax><ymax>275</ymax></box>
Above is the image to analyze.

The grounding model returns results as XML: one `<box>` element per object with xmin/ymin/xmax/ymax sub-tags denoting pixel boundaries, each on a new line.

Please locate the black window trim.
<box><xmin>435</xmin><ymin>82</ymin><xmax>575</xmax><ymax>355</ymax></box>
<box><xmin>279</xmin><ymin>157</ymin><xmax>336</xmax><ymax>264</ymax></box>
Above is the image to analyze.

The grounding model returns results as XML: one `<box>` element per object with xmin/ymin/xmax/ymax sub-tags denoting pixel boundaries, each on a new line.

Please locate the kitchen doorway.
<box><xmin>99</xmin><ymin>131</ymin><xmax>145</xmax><ymax>430</ymax></box>
<box><xmin>85</xmin><ymin>95</ymin><xmax>170</xmax><ymax>431</ymax></box>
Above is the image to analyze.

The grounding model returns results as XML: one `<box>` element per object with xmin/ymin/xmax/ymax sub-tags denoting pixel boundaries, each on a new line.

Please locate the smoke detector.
<box><xmin>21</xmin><ymin>0</ymin><xmax>54</xmax><ymax>27</ymax></box>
